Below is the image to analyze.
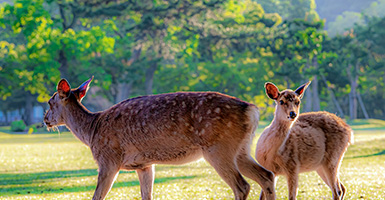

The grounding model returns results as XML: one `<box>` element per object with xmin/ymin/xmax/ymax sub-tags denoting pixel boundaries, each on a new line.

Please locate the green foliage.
<box><xmin>317</xmin><ymin>0</ymin><xmax>376</xmax><ymax>28</ymax></box>
<box><xmin>10</xmin><ymin>120</ymin><xmax>26</xmax><ymax>132</ymax></box>
<box><xmin>258</xmin><ymin>0</ymin><xmax>317</xmax><ymax>20</ymax></box>
<box><xmin>328</xmin><ymin>11</ymin><xmax>364</xmax><ymax>37</ymax></box>
<box><xmin>0</xmin><ymin>0</ymin><xmax>385</xmax><ymax>120</ymax></box>
<box><xmin>325</xmin><ymin>0</ymin><xmax>385</xmax><ymax>36</ymax></box>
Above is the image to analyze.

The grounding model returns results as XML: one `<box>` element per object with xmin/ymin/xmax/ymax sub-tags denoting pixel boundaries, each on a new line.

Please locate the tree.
<box><xmin>0</xmin><ymin>0</ymin><xmax>114</xmax><ymax>122</ymax></box>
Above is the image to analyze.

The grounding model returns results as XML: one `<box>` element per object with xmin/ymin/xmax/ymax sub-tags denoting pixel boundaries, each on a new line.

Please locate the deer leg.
<box><xmin>317</xmin><ymin>167</ymin><xmax>332</xmax><ymax>188</ymax></box>
<box><xmin>317</xmin><ymin>165</ymin><xmax>345</xmax><ymax>200</ymax></box>
<box><xmin>286</xmin><ymin>171</ymin><xmax>299</xmax><ymax>200</ymax></box>
<box><xmin>259</xmin><ymin>190</ymin><xmax>265</xmax><ymax>200</ymax></box>
<box><xmin>258</xmin><ymin>176</ymin><xmax>278</xmax><ymax>200</ymax></box>
<box><xmin>236</xmin><ymin>152</ymin><xmax>276</xmax><ymax>200</ymax></box>
<box><xmin>322</xmin><ymin>165</ymin><xmax>345</xmax><ymax>200</ymax></box>
<box><xmin>92</xmin><ymin>166</ymin><xmax>120</xmax><ymax>200</ymax></box>
<box><xmin>203</xmin><ymin>146</ymin><xmax>250</xmax><ymax>200</ymax></box>
<box><xmin>137</xmin><ymin>165</ymin><xmax>155</xmax><ymax>200</ymax></box>
<box><xmin>340</xmin><ymin>182</ymin><xmax>346</xmax><ymax>199</ymax></box>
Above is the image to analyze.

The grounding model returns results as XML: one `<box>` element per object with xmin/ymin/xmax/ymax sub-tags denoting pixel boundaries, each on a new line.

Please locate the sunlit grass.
<box><xmin>0</xmin><ymin>120</ymin><xmax>384</xmax><ymax>199</ymax></box>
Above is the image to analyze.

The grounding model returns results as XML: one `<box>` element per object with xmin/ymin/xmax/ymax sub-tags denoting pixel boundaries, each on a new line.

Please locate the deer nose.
<box><xmin>289</xmin><ymin>111</ymin><xmax>297</xmax><ymax>119</ymax></box>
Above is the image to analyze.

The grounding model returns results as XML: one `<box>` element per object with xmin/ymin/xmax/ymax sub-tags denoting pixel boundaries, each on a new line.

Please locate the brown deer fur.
<box><xmin>44</xmin><ymin>77</ymin><xmax>276</xmax><ymax>200</ymax></box>
<box><xmin>256</xmin><ymin>82</ymin><xmax>353</xmax><ymax>200</ymax></box>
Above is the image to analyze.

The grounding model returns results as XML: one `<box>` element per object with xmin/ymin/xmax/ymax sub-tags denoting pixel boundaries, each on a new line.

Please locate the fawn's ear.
<box><xmin>295</xmin><ymin>81</ymin><xmax>311</xmax><ymax>99</ymax></box>
<box><xmin>73</xmin><ymin>76</ymin><xmax>93</xmax><ymax>101</ymax></box>
<box><xmin>265</xmin><ymin>82</ymin><xmax>280</xmax><ymax>100</ymax></box>
<box><xmin>57</xmin><ymin>79</ymin><xmax>71</xmax><ymax>99</ymax></box>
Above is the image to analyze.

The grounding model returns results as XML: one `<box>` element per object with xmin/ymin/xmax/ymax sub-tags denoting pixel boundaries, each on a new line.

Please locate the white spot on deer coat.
<box><xmin>227</xmin><ymin>122</ymin><xmax>232</xmax><ymax>128</ymax></box>
<box><xmin>215</xmin><ymin>107</ymin><xmax>221</xmax><ymax>113</ymax></box>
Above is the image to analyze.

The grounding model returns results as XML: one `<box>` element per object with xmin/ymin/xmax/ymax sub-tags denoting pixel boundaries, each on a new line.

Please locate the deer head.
<box><xmin>265</xmin><ymin>82</ymin><xmax>310</xmax><ymax>122</ymax></box>
<box><xmin>44</xmin><ymin>77</ymin><xmax>93</xmax><ymax>129</ymax></box>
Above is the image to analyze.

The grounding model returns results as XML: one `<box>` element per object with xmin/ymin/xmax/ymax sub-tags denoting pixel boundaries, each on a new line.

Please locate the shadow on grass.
<box><xmin>0</xmin><ymin>169</ymin><xmax>101</xmax><ymax>186</ymax></box>
<box><xmin>347</xmin><ymin>150</ymin><xmax>385</xmax><ymax>159</ymax></box>
<box><xmin>0</xmin><ymin>169</ymin><xmax>198</xmax><ymax>196</ymax></box>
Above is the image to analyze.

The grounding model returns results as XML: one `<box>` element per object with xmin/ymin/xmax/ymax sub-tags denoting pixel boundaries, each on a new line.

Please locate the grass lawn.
<box><xmin>0</xmin><ymin>120</ymin><xmax>384</xmax><ymax>199</ymax></box>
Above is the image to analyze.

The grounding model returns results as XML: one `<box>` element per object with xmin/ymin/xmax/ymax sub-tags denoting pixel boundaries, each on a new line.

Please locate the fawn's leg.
<box><xmin>236</xmin><ymin>151</ymin><xmax>276</xmax><ymax>200</ymax></box>
<box><xmin>323</xmin><ymin>164</ymin><xmax>345</xmax><ymax>200</ymax></box>
<box><xmin>203</xmin><ymin>145</ymin><xmax>250</xmax><ymax>200</ymax></box>
<box><xmin>259</xmin><ymin>190</ymin><xmax>265</xmax><ymax>200</ymax></box>
<box><xmin>340</xmin><ymin>182</ymin><xmax>346</xmax><ymax>199</ymax></box>
<box><xmin>317</xmin><ymin>165</ymin><xmax>345</xmax><ymax>200</ymax></box>
<box><xmin>92</xmin><ymin>166</ymin><xmax>119</xmax><ymax>200</ymax></box>
<box><xmin>286</xmin><ymin>171</ymin><xmax>299</xmax><ymax>200</ymax></box>
<box><xmin>258</xmin><ymin>176</ymin><xmax>278</xmax><ymax>200</ymax></box>
<box><xmin>137</xmin><ymin>165</ymin><xmax>155</xmax><ymax>200</ymax></box>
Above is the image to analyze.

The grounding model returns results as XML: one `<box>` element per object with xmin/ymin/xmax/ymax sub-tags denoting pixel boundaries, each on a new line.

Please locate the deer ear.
<box><xmin>265</xmin><ymin>82</ymin><xmax>280</xmax><ymax>100</ymax></box>
<box><xmin>295</xmin><ymin>81</ymin><xmax>311</xmax><ymax>99</ymax></box>
<box><xmin>74</xmin><ymin>76</ymin><xmax>93</xmax><ymax>101</ymax></box>
<box><xmin>57</xmin><ymin>79</ymin><xmax>71</xmax><ymax>99</ymax></box>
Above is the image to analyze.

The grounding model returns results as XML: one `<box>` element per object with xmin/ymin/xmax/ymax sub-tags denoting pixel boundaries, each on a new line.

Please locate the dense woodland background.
<box><xmin>1</xmin><ymin>0</ymin><xmax>385</xmax><ymax>126</ymax></box>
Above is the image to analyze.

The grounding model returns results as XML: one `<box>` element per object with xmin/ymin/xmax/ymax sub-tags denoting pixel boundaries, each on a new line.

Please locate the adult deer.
<box><xmin>256</xmin><ymin>82</ymin><xmax>353</xmax><ymax>200</ymax></box>
<box><xmin>44</xmin><ymin>77</ymin><xmax>276</xmax><ymax>200</ymax></box>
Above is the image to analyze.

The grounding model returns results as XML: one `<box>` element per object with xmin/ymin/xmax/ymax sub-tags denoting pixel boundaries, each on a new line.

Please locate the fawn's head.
<box><xmin>44</xmin><ymin>77</ymin><xmax>93</xmax><ymax>129</ymax></box>
<box><xmin>265</xmin><ymin>82</ymin><xmax>310</xmax><ymax>122</ymax></box>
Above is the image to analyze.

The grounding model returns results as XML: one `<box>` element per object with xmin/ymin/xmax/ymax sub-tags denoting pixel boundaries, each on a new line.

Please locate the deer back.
<box><xmin>90</xmin><ymin>92</ymin><xmax>255</xmax><ymax>163</ymax></box>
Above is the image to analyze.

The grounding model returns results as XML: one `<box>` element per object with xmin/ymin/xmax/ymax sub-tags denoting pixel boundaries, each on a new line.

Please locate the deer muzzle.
<box><xmin>289</xmin><ymin>111</ymin><xmax>297</xmax><ymax>119</ymax></box>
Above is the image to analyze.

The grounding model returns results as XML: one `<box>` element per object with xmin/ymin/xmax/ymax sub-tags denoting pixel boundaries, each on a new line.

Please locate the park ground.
<box><xmin>0</xmin><ymin>119</ymin><xmax>384</xmax><ymax>199</ymax></box>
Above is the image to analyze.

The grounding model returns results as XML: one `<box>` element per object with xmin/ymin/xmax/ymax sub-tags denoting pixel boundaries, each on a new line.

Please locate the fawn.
<box><xmin>256</xmin><ymin>82</ymin><xmax>353</xmax><ymax>200</ymax></box>
<box><xmin>44</xmin><ymin>77</ymin><xmax>276</xmax><ymax>200</ymax></box>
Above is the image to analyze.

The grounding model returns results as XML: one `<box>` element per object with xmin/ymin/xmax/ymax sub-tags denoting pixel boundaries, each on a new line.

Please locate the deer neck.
<box><xmin>261</xmin><ymin>112</ymin><xmax>294</xmax><ymax>145</ymax></box>
<box><xmin>270</xmin><ymin>117</ymin><xmax>293</xmax><ymax>136</ymax></box>
<box><xmin>63</xmin><ymin>102</ymin><xmax>99</xmax><ymax>146</ymax></box>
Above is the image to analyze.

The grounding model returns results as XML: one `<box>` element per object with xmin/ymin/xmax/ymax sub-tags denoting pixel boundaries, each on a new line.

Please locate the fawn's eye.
<box><xmin>295</xmin><ymin>101</ymin><xmax>300</xmax><ymax>106</ymax></box>
<box><xmin>280</xmin><ymin>100</ymin><xmax>284</xmax><ymax>105</ymax></box>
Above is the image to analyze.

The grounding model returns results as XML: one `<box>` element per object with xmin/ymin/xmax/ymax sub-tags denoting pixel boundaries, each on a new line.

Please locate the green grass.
<box><xmin>0</xmin><ymin>120</ymin><xmax>384</xmax><ymax>199</ymax></box>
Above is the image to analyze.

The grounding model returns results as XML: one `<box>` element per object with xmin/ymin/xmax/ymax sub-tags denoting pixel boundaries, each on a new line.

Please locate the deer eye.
<box><xmin>280</xmin><ymin>100</ymin><xmax>284</xmax><ymax>105</ymax></box>
<box><xmin>295</xmin><ymin>101</ymin><xmax>300</xmax><ymax>106</ymax></box>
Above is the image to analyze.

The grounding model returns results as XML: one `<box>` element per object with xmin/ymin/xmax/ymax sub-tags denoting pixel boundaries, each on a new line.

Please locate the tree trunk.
<box><xmin>312</xmin><ymin>75</ymin><xmax>320</xmax><ymax>111</ymax></box>
<box><xmin>145</xmin><ymin>62</ymin><xmax>157</xmax><ymax>95</ymax></box>
<box><xmin>312</xmin><ymin>57</ymin><xmax>320</xmax><ymax>111</ymax></box>
<box><xmin>5</xmin><ymin>110</ymin><xmax>9</xmax><ymax>124</ymax></box>
<box><xmin>24</xmin><ymin>93</ymin><xmax>34</xmax><ymax>125</ymax></box>
<box><xmin>115</xmin><ymin>82</ymin><xmax>133</xmax><ymax>104</ymax></box>
<box><xmin>304</xmin><ymin>86</ymin><xmax>312</xmax><ymax>112</ymax></box>
<box><xmin>58</xmin><ymin>49</ymin><xmax>69</xmax><ymax>79</ymax></box>
<box><xmin>285</xmin><ymin>76</ymin><xmax>290</xmax><ymax>89</ymax></box>
<box><xmin>357</xmin><ymin>92</ymin><xmax>369</xmax><ymax>119</ymax></box>
<box><xmin>320</xmin><ymin>73</ymin><xmax>345</xmax><ymax>118</ymax></box>
<box><xmin>347</xmin><ymin>63</ymin><xmax>358</xmax><ymax>119</ymax></box>
<box><xmin>2</xmin><ymin>110</ymin><xmax>9</xmax><ymax>125</ymax></box>
<box><xmin>112</xmin><ymin>45</ymin><xmax>142</xmax><ymax>103</ymax></box>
